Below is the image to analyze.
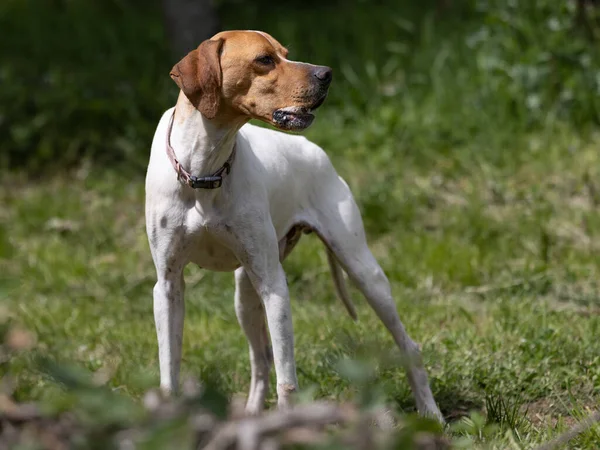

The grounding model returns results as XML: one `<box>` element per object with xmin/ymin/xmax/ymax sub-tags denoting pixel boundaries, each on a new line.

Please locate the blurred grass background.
<box><xmin>2</xmin><ymin>0</ymin><xmax>600</xmax><ymax>447</ymax></box>
<box><xmin>3</xmin><ymin>0</ymin><xmax>599</xmax><ymax>171</ymax></box>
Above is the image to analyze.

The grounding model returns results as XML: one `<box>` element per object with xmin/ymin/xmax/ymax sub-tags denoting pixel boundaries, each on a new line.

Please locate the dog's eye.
<box><xmin>255</xmin><ymin>55</ymin><xmax>275</xmax><ymax>66</ymax></box>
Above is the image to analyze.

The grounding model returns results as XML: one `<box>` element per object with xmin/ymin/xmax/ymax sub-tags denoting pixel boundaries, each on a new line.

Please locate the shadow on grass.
<box><xmin>386</xmin><ymin>380</ymin><xmax>481</xmax><ymax>423</ymax></box>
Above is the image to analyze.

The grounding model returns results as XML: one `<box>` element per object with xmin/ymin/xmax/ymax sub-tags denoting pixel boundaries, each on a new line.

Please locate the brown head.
<box><xmin>169</xmin><ymin>30</ymin><xmax>332</xmax><ymax>131</ymax></box>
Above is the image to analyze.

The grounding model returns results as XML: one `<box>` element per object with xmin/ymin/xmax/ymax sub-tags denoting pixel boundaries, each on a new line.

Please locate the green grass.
<box><xmin>2</xmin><ymin>124</ymin><xmax>600</xmax><ymax>447</ymax></box>
<box><xmin>3</xmin><ymin>0</ymin><xmax>600</xmax><ymax>447</ymax></box>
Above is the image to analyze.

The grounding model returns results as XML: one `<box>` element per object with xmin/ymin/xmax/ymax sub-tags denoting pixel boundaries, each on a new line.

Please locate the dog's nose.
<box><xmin>314</xmin><ymin>66</ymin><xmax>333</xmax><ymax>85</ymax></box>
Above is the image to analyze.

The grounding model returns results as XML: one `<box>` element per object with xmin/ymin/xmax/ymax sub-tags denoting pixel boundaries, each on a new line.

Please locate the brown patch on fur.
<box><xmin>278</xmin><ymin>383</ymin><xmax>297</xmax><ymax>393</ymax></box>
<box><xmin>170</xmin><ymin>30</ymin><xmax>329</xmax><ymax>128</ymax></box>
<box><xmin>279</xmin><ymin>225</ymin><xmax>306</xmax><ymax>261</ymax></box>
<box><xmin>173</xmin><ymin>92</ymin><xmax>197</xmax><ymax>125</ymax></box>
<box><xmin>170</xmin><ymin>39</ymin><xmax>224</xmax><ymax>119</ymax></box>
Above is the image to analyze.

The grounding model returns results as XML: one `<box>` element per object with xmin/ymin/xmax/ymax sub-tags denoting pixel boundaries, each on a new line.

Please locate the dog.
<box><xmin>145</xmin><ymin>30</ymin><xmax>443</xmax><ymax>422</ymax></box>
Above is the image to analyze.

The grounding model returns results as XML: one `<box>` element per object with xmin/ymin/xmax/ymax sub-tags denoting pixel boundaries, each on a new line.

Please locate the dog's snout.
<box><xmin>314</xmin><ymin>66</ymin><xmax>333</xmax><ymax>85</ymax></box>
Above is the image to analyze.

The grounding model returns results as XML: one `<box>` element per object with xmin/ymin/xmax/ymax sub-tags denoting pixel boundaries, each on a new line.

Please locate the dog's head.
<box><xmin>169</xmin><ymin>30</ymin><xmax>332</xmax><ymax>131</ymax></box>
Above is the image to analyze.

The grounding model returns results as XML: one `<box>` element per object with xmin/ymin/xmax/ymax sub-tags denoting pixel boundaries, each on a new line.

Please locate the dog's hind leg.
<box><xmin>234</xmin><ymin>226</ymin><xmax>305</xmax><ymax>414</ymax></box>
<box><xmin>234</xmin><ymin>267</ymin><xmax>272</xmax><ymax>414</ymax></box>
<box><xmin>314</xmin><ymin>176</ymin><xmax>444</xmax><ymax>422</ymax></box>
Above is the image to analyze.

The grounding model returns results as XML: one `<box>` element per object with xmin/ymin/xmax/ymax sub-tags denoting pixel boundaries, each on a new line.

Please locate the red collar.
<box><xmin>165</xmin><ymin>111</ymin><xmax>236</xmax><ymax>189</ymax></box>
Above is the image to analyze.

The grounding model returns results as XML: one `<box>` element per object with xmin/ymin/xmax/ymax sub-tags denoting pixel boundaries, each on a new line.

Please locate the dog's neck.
<box><xmin>170</xmin><ymin>93</ymin><xmax>246</xmax><ymax>178</ymax></box>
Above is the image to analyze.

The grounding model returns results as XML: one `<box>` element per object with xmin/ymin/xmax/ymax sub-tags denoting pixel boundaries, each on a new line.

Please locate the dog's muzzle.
<box><xmin>272</xmin><ymin>93</ymin><xmax>328</xmax><ymax>131</ymax></box>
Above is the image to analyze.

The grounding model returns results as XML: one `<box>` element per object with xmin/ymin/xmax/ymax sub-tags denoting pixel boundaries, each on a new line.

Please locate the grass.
<box><xmin>3</xmin><ymin>0</ymin><xmax>600</xmax><ymax>447</ymax></box>
<box><xmin>2</xmin><ymin>123</ymin><xmax>600</xmax><ymax>447</ymax></box>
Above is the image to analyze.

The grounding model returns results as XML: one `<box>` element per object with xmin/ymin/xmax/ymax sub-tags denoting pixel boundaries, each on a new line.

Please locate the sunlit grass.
<box><xmin>2</xmin><ymin>128</ymin><xmax>600</xmax><ymax>447</ymax></box>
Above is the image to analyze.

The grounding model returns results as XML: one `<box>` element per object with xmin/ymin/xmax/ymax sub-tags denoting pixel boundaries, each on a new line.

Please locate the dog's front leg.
<box><xmin>234</xmin><ymin>224</ymin><xmax>298</xmax><ymax>409</ymax></box>
<box><xmin>247</xmin><ymin>263</ymin><xmax>297</xmax><ymax>408</ymax></box>
<box><xmin>153</xmin><ymin>267</ymin><xmax>185</xmax><ymax>395</ymax></box>
<box><xmin>234</xmin><ymin>267</ymin><xmax>273</xmax><ymax>414</ymax></box>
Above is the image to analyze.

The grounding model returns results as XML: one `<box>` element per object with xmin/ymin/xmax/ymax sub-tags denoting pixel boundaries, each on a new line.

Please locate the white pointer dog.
<box><xmin>145</xmin><ymin>30</ymin><xmax>443</xmax><ymax>421</ymax></box>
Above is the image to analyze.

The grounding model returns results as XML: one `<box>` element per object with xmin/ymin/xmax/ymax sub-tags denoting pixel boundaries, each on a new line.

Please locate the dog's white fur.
<box><xmin>145</xmin><ymin>32</ymin><xmax>443</xmax><ymax>421</ymax></box>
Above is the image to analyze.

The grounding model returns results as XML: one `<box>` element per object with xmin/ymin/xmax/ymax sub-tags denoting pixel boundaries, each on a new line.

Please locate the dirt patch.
<box><xmin>524</xmin><ymin>398</ymin><xmax>585</xmax><ymax>429</ymax></box>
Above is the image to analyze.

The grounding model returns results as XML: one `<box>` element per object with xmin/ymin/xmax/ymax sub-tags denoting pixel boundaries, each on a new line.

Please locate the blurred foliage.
<box><xmin>1</xmin><ymin>0</ymin><xmax>599</xmax><ymax>171</ymax></box>
<box><xmin>0</xmin><ymin>0</ymin><xmax>171</xmax><ymax>171</ymax></box>
<box><xmin>0</xmin><ymin>322</ymin><xmax>448</xmax><ymax>449</ymax></box>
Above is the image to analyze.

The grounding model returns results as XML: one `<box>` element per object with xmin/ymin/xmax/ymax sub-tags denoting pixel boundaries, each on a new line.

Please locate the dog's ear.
<box><xmin>170</xmin><ymin>38</ymin><xmax>224</xmax><ymax>119</ymax></box>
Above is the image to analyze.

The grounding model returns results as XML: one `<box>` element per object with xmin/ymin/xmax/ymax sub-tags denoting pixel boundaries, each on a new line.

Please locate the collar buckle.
<box><xmin>188</xmin><ymin>175</ymin><xmax>223</xmax><ymax>189</ymax></box>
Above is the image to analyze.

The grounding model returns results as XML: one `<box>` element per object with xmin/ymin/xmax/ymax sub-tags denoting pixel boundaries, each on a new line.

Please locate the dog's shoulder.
<box><xmin>238</xmin><ymin>123</ymin><xmax>330</xmax><ymax>166</ymax></box>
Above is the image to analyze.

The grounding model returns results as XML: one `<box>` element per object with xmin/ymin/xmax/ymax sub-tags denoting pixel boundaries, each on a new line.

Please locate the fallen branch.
<box><xmin>533</xmin><ymin>410</ymin><xmax>600</xmax><ymax>450</ymax></box>
<box><xmin>204</xmin><ymin>402</ymin><xmax>357</xmax><ymax>450</ymax></box>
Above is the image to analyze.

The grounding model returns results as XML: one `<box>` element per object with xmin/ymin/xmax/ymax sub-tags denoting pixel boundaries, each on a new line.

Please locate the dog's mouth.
<box><xmin>272</xmin><ymin>94</ymin><xmax>328</xmax><ymax>131</ymax></box>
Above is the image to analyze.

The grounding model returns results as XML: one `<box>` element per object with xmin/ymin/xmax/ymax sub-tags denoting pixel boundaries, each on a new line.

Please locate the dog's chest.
<box><xmin>185</xmin><ymin>220</ymin><xmax>241</xmax><ymax>272</ymax></box>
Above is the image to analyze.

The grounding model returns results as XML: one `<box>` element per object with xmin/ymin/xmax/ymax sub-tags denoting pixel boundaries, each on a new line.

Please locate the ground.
<box><xmin>2</xmin><ymin>114</ymin><xmax>600</xmax><ymax>447</ymax></box>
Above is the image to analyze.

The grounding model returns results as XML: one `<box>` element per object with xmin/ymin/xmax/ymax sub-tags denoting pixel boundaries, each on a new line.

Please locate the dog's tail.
<box><xmin>326</xmin><ymin>249</ymin><xmax>357</xmax><ymax>321</ymax></box>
